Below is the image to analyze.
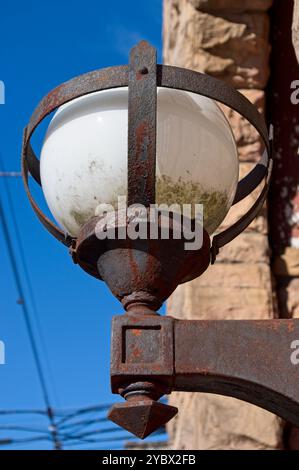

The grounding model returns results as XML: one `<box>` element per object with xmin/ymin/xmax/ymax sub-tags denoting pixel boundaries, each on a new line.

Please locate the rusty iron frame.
<box><xmin>127</xmin><ymin>42</ymin><xmax>157</xmax><ymax>207</ymax></box>
<box><xmin>21</xmin><ymin>41</ymin><xmax>272</xmax><ymax>262</ymax></box>
<box><xmin>110</xmin><ymin>313</ymin><xmax>299</xmax><ymax>437</ymax></box>
<box><xmin>21</xmin><ymin>41</ymin><xmax>290</xmax><ymax>440</ymax></box>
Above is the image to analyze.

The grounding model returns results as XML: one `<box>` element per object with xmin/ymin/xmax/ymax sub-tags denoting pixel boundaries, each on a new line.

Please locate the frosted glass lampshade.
<box><xmin>40</xmin><ymin>87</ymin><xmax>238</xmax><ymax>237</ymax></box>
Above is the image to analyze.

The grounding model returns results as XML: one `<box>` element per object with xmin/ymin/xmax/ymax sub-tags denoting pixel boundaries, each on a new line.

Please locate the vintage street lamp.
<box><xmin>22</xmin><ymin>41</ymin><xmax>299</xmax><ymax>439</ymax></box>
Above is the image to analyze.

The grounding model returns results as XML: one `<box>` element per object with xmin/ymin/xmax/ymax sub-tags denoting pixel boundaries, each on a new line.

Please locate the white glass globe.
<box><xmin>40</xmin><ymin>87</ymin><xmax>238</xmax><ymax>237</ymax></box>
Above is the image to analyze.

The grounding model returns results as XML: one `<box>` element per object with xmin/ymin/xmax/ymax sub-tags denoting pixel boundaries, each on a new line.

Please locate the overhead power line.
<box><xmin>0</xmin><ymin>404</ymin><xmax>146</xmax><ymax>449</ymax></box>
<box><xmin>0</xmin><ymin>163</ymin><xmax>168</xmax><ymax>450</ymax></box>
<box><xmin>0</xmin><ymin>196</ymin><xmax>62</xmax><ymax>450</ymax></box>
<box><xmin>0</xmin><ymin>172</ymin><xmax>22</xmax><ymax>177</ymax></box>
<box><xmin>0</xmin><ymin>155</ymin><xmax>60</xmax><ymax>407</ymax></box>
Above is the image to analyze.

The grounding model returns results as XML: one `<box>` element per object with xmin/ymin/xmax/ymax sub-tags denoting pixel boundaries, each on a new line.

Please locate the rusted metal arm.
<box><xmin>109</xmin><ymin>314</ymin><xmax>299</xmax><ymax>437</ymax></box>
<box><xmin>174</xmin><ymin>319</ymin><xmax>299</xmax><ymax>424</ymax></box>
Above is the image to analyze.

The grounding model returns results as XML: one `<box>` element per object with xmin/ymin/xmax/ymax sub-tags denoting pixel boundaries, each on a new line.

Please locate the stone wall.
<box><xmin>164</xmin><ymin>0</ymin><xmax>283</xmax><ymax>450</ymax></box>
<box><xmin>279</xmin><ymin>2</ymin><xmax>299</xmax><ymax>326</ymax></box>
<box><xmin>293</xmin><ymin>0</ymin><xmax>299</xmax><ymax>64</ymax></box>
<box><xmin>268</xmin><ymin>0</ymin><xmax>299</xmax><ymax>450</ymax></box>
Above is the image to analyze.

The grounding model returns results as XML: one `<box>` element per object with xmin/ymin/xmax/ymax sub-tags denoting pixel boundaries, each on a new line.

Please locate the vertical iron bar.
<box><xmin>127</xmin><ymin>41</ymin><xmax>157</xmax><ymax>206</ymax></box>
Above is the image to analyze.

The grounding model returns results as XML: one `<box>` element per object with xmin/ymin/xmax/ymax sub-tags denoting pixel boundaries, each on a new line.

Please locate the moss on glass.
<box><xmin>64</xmin><ymin>177</ymin><xmax>230</xmax><ymax>236</ymax></box>
<box><xmin>156</xmin><ymin>175</ymin><xmax>229</xmax><ymax>234</ymax></box>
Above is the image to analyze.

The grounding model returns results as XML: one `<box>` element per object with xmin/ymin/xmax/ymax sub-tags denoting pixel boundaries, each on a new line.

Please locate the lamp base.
<box><xmin>73</xmin><ymin>209</ymin><xmax>210</xmax><ymax>309</ymax></box>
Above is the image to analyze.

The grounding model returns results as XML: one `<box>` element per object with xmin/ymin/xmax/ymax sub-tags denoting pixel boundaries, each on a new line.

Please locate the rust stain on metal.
<box><xmin>174</xmin><ymin>319</ymin><xmax>299</xmax><ymax>427</ymax></box>
<box><xmin>127</xmin><ymin>41</ymin><xmax>157</xmax><ymax>207</ymax></box>
<box><xmin>135</xmin><ymin>121</ymin><xmax>150</xmax><ymax>162</ymax></box>
<box><xmin>21</xmin><ymin>39</ymin><xmax>280</xmax><ymax>440</ymax></box>
<box><xmin>131</xmin><ymin>329</ymin><xmax>142</xmax><ymax>337</ymax></box>
<box><xmin>110</xmin><ymin>313</ymin><xmax>299</xmax><ymax>437</ymax></box>
<box><xmin>22</xmin><ymin>43</ymin><xmax>270</xmax><ymax>259</ymax></box>
<box><xmin>288</xmin><ymin>321</ymin><xmax>295</xmax><ymax>332</ymax></box>
<box><xmin>130</xmin><ymin>346</ymin><xmax>142</xmax><ymax>359</ymax></box>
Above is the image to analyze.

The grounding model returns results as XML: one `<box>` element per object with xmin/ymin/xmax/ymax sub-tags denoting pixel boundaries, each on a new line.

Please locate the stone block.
<box><xmin>190</xmin><ymin>0</ymin><xmax>273</xmax><ymax>13</ymax></box>
<box><xmin>167</xmin><ymin>393</ymin><xmax>282</xmax><ymax>450</ymax></box>
<box><xmin>216</xmin><ymin>232</ymin><xmax>269</xmax><ymax>263</ymax></box>
<box><xmin>163</xmin><ymin>1</ymin><xmax>271</xmax><ymax>88</ymax></box>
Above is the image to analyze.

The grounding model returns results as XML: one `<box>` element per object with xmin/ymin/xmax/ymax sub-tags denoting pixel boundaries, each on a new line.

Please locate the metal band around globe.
<box><xmin>21</xmin><ymin>129</ymin><xmax>73</xmax><ymax>246</ymax></box>
<box><xmin>21</xmin><ymin>60</ymin><xmax>272</xmax><ymax>258</ymax></box>
<box><xmin>127</xmin><ymin>41</ymin><xmax>157</xmax><ymax>207</ymax></box>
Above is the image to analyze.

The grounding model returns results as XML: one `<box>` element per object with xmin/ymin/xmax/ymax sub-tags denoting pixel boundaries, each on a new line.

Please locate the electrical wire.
<box><xmin>0</xmin><ymin>169</ymin><xmax>168</xmax><ymax>450</ymax></box>
<box><xmin>56</xmin><ymin>404</ymin><xmax>110</xmax><ymax>427</ymax></box>
<box><xmin>0</xmin><ymin>404</ymin><xmax>167</xmax><ymax>449</ymax></box>
<box><xmin>0</xmin><ymin>409</ymin><xmax>49</xmax><ymax>415</ymax></box>
<box><xmin>0</xmin><ymin>424</ymin><xmax>52</xmax><ymax>434</ymax></box>
<box><xmin>0</xmin><ymin>435</ymin><xmax>50</xmax><ymax>446</ymax></box>
<box><xmin>60</xmin><ymin>416</ymin><xmax>108</xmax><ymax>431</ymax></box>
<box><xmin>0</xmin><ymin>154</ymin><xmax>60</xmax><ymax>407</ymax></box>
<box><xmin>0</xmin><ymin>172</ymin><xmax>22</xmax><ymax>177</ymax></box>
<box><xmin>0</xmin><ymin>196</ymin><xmax>62</xmax><ymax>450</ymax></box>
<box><xmin>63</xmin><ymin>426</ymin><xmax>165</xmax><ymax>441</ymax></box>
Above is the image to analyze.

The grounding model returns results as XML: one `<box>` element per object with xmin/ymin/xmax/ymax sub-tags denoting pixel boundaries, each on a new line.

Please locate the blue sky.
<box><xmin>0</xmin><ymin>0</ymin><xmax>163</xmax><ymax>449</ymax></box>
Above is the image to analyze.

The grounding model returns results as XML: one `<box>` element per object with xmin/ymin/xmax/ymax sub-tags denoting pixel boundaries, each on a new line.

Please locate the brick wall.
<box><xmin>164</xmin><ymin>0</ymin><xmax>284</xmax><ymax>450</ymax></box>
